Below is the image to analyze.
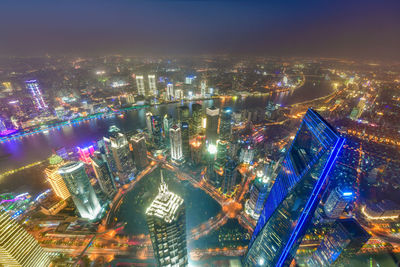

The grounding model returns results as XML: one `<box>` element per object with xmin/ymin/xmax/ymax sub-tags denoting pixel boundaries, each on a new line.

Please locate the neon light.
<box><xmin>342</xmin><ymin>192</ymin><xmax>353</xmax><ymax>196</ymax></box>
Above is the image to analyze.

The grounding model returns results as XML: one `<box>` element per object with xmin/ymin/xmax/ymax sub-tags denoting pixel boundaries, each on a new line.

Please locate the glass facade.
<box><xmin>244</xmin><ymin>109</ymin><xmax>345</xmax><ymax>267</ymax></box>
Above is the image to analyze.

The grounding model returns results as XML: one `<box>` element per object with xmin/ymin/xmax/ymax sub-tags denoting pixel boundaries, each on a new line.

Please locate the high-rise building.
<box><xmin>25</xmin><ymin>80</ymin><xmax>47</xmax><ymax>110</ymax></box>
<box><xmin>91</xmin><ymin>151</ymin><xmax>117</xmax><ymax>199</ymax></box>
<box><xmin>148</xmin><ymin>74</ymin><xmax>157</xmax><ymax>96</ymax></box>
<box><xmin>146</xmin><ymin>172</ymin><xmax>188</xmax><ymax>267</ymax></box>
<box><xmin>200</xmin><ymin>80</ymin><xmax>207</xmax><ymax>97</ymax></box>
<box><xmin>44</xmin><ymin>154</ymin><xmax>71</xmax><ymax>200</ymax></box>
<box><xmin>58</xmin><ymin>161</ymin><xmax>102</xmax><ymax>220</ymax></box>
<box><xmin>146</xmin><ymin>112</ymin><xmax>153</xmax><ymax>134</ymax></box>
<box><xmin>175</xmin><ymin>89</ymin><xmax>183</xmax><ymax>100</ymax></box>
<box><xmin>244</xmin><ymin>109</ymin><xmax>345</xmax><ymax>267</ymax></box>
<box><xmin>214</xmin><ymin>140</ymin><xmax>229</xmax><ymax>174</ymax></box>
<box><xmin>170</xmin><ymin>124</ymin><xmax>183</xmax><ymax>163</ymax></box>
<box><xmin>167</xmin><ymin>83</ymin><xmax>174</xmax><ymax>101</ymax></box>
<box><xmin>324</xmin><ymin>187</ymin><xmax>354</xmax><ymax>218</ymax></box>
<box><xmin>190</xmin><ymin>136</ymin><xmax>205</xmax><ymax>165</ymax></box>
<box><xmin>181</xmin><ymin>122</ymin><xmax>190</xmax><ymax>159</ymax></box>
<box><xmin>307</xmin><ymin>219</ymin><xmax>370</xmax><ymax>267</ymax></box>
<box><xmin>222</xmin><ymin>159</ymin><xmax>238</xmax><ymax>195</ymax></box>
<box><xmin>77</xmin><ymin>145</ymin><xmax>95</xmax><ymax>164</ymax></box>
<box><xmin>0</xmin><ymin>210</ymin><xmax>51</xmax><ymax>267</ymax></box>
<box><xmin>191</xmin><ymin>103</ymin><xmax>203</xmax><ymax>136</ymax></box>
<box><xmin>163</xmin><ymin>114</ymin><xmax>173</xmax><ymax>142</ymax></box>
<box><xmin>219</xmin><ymin>107</ymin><xmax>232</xmax><ymax>141</ymax></box>
<box><xmin>130</xmin><ymin>134</ymin><xmax>149</xmax><ymax>170</ymax></box>
<box><xmin>245</xmin><ymin>172</ymin><xmax>270</xmax><ymax>220</ymax></box>
<box><xmin>104</xmin><ymin>132</ymin><xmax>134</xmax><ymax>179</ymax></box>
<box><xmin>206</xmin><ymin>106</ymin><xmax>220</xmax><ymax>146</ymax></box>
<box><xmin>151</xmin><ymin>115</ymin><xmax>163</xmax><ymax>147</ymax></box>
<box><xmin>136</xmin><ymin>75</ymin><xmax>146</xmax><ymax>96</ymax></box>
<box><xmin>239</xmin><ymin>145</ymin><xmax>254</xmax><ymax>164</ymax></box>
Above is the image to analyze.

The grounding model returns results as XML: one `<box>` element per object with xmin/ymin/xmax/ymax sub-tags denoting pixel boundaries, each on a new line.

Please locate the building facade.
<box><xmin>244</xmin><ymin>109</ymin><xmax>346</xmax><ymax>266</ymax></box>
<box><xmin>146</xmin><ymin>172</ymin><xmax>188</xmax><ymax>266</ymax></box>
<box><xmin>58</xmin><ymin>161</ymin><xmax>102</xmax><ymax>220</ymax></box>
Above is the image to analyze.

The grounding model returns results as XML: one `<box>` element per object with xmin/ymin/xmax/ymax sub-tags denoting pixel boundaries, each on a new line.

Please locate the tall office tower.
<box><xmin>191</xmin><ymin>103</ymin><xmax>203</xmax><ymax>136</ymax></box>
<box><xmin>222</xmin><ymin>159</ymin><xmax>238</xmax><ymax>195</ymax></box>
<box><xmin>91</xmin><ymin>151</ymin><xmax>117</xmax><ymax>199</ymax></box>
<box><xmin>324</xmin><ymin>187</ymin><xmax>354</xmax><ymax>218</ymax></box>
<box><xmin>175</xmin><ymin>89</ymin><xmax>183</xmax><ymax>100</ymax></box>
<box><xmin>214</xmin><ymin>140</ymin><xmax>229</xmax><ymax>174</ymax></box>
<box><xmin>190</xmin><ymin>136</ymin><xmax>205</xmax><ymax>165</ymax></box>
<box><xmin>106</xmin><ymin>132</ymin><xmax>134</xmax><ymax>177</ymax></box>
<box><xmin>163</xmin><ymin>114</ymin><xmax>173</xmax><ymax>141</ymax></box>
<box><xmin>170</xmin><ymin>125</ymin><xmax>183</xmax><ymax>163</ymax></box>
<box><xmin>130</xmin><ymin>134</ymin><xmax>149</xmax><ymax>169</ymax></box>
<box><xmin>151</xmin><ymin>115</ymin><xmax>163</xmax><ymax>147</ymax></box>
<box><xmin>44</xmin><ymin>154</ymin><xmax>71</xmax><ymax>200</ymax></box>
<box><xmin>59</xmin><ymin>161</ymin><xmax>102</xmax><ymax>220</ymax></box>
<box><xmin>244</xmin><ymin>109</ymin><xmax>345</xmax><ymax>267</ymax></box>
<box><xmin>307</xmin><ymin>219</ymin><xmax>370</xmax><ymax>267</ymax></box>
<box><xmin>200</xmin><ymin>80</ymin><xmax>207</xmax><ymax>97</ymax></box>
<box><xmin>146</xmin><ymin>112</ymin><xmax>153</xmax><ymax>134</ymax></box>
<box><xmin>148</xmin><ymin>74</ymin><xmax>157</xmax><ymax>96</ymax></box>
<box><xmin>25</xmin><ymin>80</ymin><xmax>47</xmax><ymax>110</ymax></box>
<box><xmin>178</xmin><ymin>105</ymin><xmax>190</xmax><ymax>123</ymax></box>
<box><xmin>219</xmin><ymin>107</ymin><xmax>233</xmax><ymax>141</ymax></box>
<box><xmin>206</xmin><ymin>106</ymin><xmax>220</xmax><ymax>146</ymax></box>
<box><xmin>0</xmin><ymin>210</ymin><xmax>51</xmax><ymax>267</ymax></box>
<box><xmin>167</xmin><ymin>83</ymin><xmax>174</xmax><ymax>101</ymax></box>
<box><xmin>239</xmin><ymin>146</ymin><xmax>254</xmax><ymax>164</ymax></box>
<box><xmin>77</xmin><ymin>145</ymin><xmax>95</xmax><ymax>164</ymax></box>
<box><xmin>136</xmin><ymin>75</ymin><xmax>146</xmax><ymax>96</ymax></box>
<box><xmin>245</xmin><ymin>172</ymin><xmax>270</xmax><ymax>220</ymax></box>
<box><xmin>181</xmin><ymin>122</ymin><xmax>190</xmax><ymax>159</ymax></box>
<box><xmin>146</xmin><ymin>172</ymin><xmax>188</xmax><ymax>267</ymax></box>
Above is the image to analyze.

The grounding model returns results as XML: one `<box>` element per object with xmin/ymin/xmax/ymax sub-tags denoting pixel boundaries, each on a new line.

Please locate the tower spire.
<box><xmin>159</xmin><ymin>169</ymin><xmax>168</xmax><ymax>194</ymax></box>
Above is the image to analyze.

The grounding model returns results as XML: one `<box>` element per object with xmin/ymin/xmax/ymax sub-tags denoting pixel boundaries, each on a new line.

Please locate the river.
<box><xmin>0</xmin><ymin>76</ymin><xmax>333</xmax><ymax>195</ymax></box>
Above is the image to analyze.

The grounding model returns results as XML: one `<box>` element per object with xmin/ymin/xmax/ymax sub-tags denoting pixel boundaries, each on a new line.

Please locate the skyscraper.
<box><xmin>167</xmin><ymin>83</ymin><xmax>174</xmax><ymax>101</ymax></box>
<box><xmin>146</xmin><ymin>112</ymin><xmax>153</xmax><ymax>134</ymax></box>
<box><xmin>206</xmin><ymin>106</ymin><xmax>219</xmax><ymax>146</ymax></box>
<box><xmin>163</xmin><ymin>114</ymin><xmax>173</xmax><ymax>142</ymax></box>
<box><xmin>136</xmin><ymin>75</ymin><xmax>146</xmax><ymax>96</ymax></box>
<box><xmin>146</xmin><ymin>172</ymin><xmax>188</xmax><ymax>267</ymax></box>
<box><xmin>148</xmin><ymin>74</ymin><xmax>157</xmax><ymax>96</ymax></box>
<box><xmin>200</xmin><ymin>80</ymin><xmax>207</xmax><ymax>97</ymax></box>
<box><xmin>151</xmin><ymin>115</ymin><xmax>163</xmax><ymax>147</ymax></box>
<box><xmin>0</xmin><ymin>210</ymin><xmax>51</xmax><ymax>267</ymax></box>
<box><xmin>170</xmin><ymin>124</ymin><xmax>183</xmax><ymax>163</ymax></box>
<box><xmin>245</xmin><ymin>172</ymin><xmax>270</xmax><ymax>220</ymax></box>
<box><xmin>58</xmin><ymin>161</ymin><xmax>102</xmax><ymax>220</ymax></box>
<box><xmin>307</xmin><ymin>219</ymin><xmax>370</xmax><ymax>267</ymax></box>
<box><xmin>25</xmin><ymin>80</ymin><xmax>47</xmax><ymax>110</ymax></box>
<box><xmin>91</xmin><ymin>151</ymin><xmax>117</xmax><ymax>199</ymax></box>
<box><xmin>222</xmin><ymin>159</ymin><xmax>238</xmax><ymax>195</ymax></box>
<box><xmin>44</xmin><ymin>154</ymin><xmax>71</xmax><ymax>200</ymax></box>
<box><xmin>104</xmin><ymin>132</ymin><xmax>134</xmax><ymax>180</ymax></box>
<box><xmin>214</xmin><ymin>140</ymin><xmax>229</xmax><ymax>174</ymax></box>
<box><xmin>219</xmin><ymin>107</ymin><xmax>233</xmax><ymax>141</ymax></box>
<box><xmin>244</xmin><ymin>109</ymin><xmax>345</xmax><ymax>267</ymax></box>
<box><xmin>324</xmin><ymin>187</ymin><xmax>354</xmax><ymax>218</ymax></box>
<box><xmin>191</xmin><ymin>103</ymin><xmax>203</xmax><ymax>136</ymax></box>
<box><xmin>130</xmin><ymin>134</ymin><xmax>149</xmax><ymax>170</ymax></box>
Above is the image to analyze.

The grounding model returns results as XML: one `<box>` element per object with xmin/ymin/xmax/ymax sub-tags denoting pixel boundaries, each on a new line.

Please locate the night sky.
<box><xmin>1</xmin><ymin>0</ymin><xmax>400</xmax><ymax>59</ymax></box>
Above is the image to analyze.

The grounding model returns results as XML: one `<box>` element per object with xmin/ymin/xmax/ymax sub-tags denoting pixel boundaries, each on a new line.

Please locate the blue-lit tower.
<box><xmin>25</xmin><ymin>80</ymin><xmax>47</xmax><ymax>110</ymax></box>
<box><xmin>307</xmin><ymin>218</ymin><xmax>370</xmax><ymax>267</ymax></box>
<box><xmin>324</xmin><ymin>187</ymin><xmax>354</xmax><ymax>218</ymax></box>
<box><xmin>244</xmin><ymin>109</ymin><xmax>345</xmax><ymax>267</ymax></box>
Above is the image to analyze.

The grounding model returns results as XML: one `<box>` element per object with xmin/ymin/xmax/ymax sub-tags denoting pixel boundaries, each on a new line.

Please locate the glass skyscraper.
<box><xmin>219</xmin><ymin>107</ymin><xmax>233</xmax><ymax>141</ymax></box>
<box><xmin>58</xmin><ymin>161</ymin><xmax>102</xmax><ymax>220</ymax></box>
<box><xmin>307</xmin><ymin>218</ymin><xmax>370</xmax><ymax>267</ymax></box>
<box><xmin>146</xmin><ymin>172</ymin><xmax>188</xmax><ymax>266</ymax></box>
<box><xmin>244</xmin><ymin>109</ymin><xmax>345</xmax><ymax>267</ymax></box>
